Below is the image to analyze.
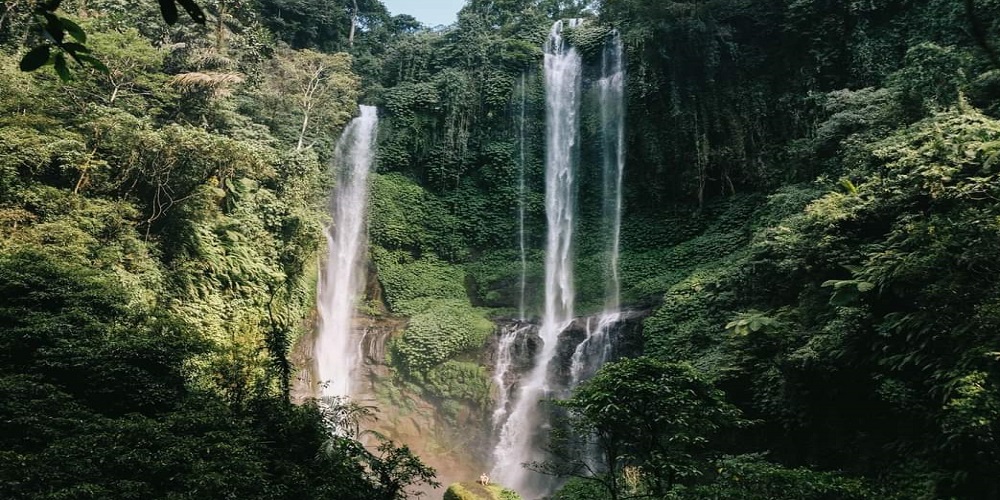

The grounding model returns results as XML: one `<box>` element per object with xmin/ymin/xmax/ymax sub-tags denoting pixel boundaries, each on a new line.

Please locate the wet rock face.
<box><xmin>486</xmin><ymin>321</ymin><xmax>539</xmax><ymax>372</ymax></box>
<box><xmin>356</xmin><ymin>315</ymin><xmax>497</xmax><ymax>495</ymax></box>
<box><xmin>487</xmin><ymin>310</ymin><xmax>646</xmax><ymax>401</ymax></box>
<box><xmin>290</xmin><ymin>307</ymin><xmax>648</xmax><ymax>497</ymax></box>
<box><xmin>354</xmin><ymin>317</ymin><xmax>403</xmax><ymax>390</ymax></box>
<box><xmin>546</xmin><ymin>311</ymin><xmax>648</xmax><ymax>390</ymax></box>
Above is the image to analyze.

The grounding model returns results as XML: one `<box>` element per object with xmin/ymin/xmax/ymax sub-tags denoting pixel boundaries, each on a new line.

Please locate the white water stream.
<box><xmin>492</xmin><ymin>19</ymin><xmax>583</xmax><ymax>498</ymax></box>
<box><xmin>599</xmin><ymin>31</ymin><xmax>626</xmax><ymax>315</ymax></box>
<box><xmin>518</xmin><ymin>73</ymin><xmax>529</xmax><ymax>321</ymax></box>
<box><xmin>314</xmin><ymin>105</ymin><xmax>378</xmax><ymax>399</ymax></box>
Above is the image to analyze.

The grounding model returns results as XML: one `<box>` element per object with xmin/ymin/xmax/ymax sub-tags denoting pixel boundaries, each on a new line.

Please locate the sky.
<box><xmin>380</xmin><ymin>0</ymin><xmax>466</xmax><ymax>27</ymax></box>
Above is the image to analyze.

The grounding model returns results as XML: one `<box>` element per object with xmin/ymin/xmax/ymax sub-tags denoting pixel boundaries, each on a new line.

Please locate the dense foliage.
<box><xmin>0</xmin><ymin>1</ymin><xmax>437</xmax><ymax>497</ymax></box>
<box><xmin>6</xmin><ymin>0</ymin><xmax>1000</xmax><ymax>498</ymax></box>
<box><xmin>355</xmin><ymin>0</ymin><xmax>1000</xmax><ymax>498</ymax></box>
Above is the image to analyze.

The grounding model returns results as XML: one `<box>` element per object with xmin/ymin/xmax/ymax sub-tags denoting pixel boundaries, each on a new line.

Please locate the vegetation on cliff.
<box><xmin>360</xmin><ymin>0</ymin><xmax>1000</xmax><ymax>498</ymax></box>
<box><xmin>444</xmin><ymin>481</ymin><xmax>522</xmax><ymax>500</ymax></box>
<box><xmin>0</xmin><ymin>0</ymin><xmax>436</xmax><ymax>497</ymax></box>
<box><xmin>3</xmin><ymin>0</ymin><xmax>1000</xmax><ymax>498</ymax></box>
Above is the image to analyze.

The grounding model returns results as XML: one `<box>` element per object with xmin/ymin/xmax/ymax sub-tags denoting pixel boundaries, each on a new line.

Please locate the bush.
<box><xmin>392</xmin><ymin>299</ymin><xmax>493</xmax><ymax>373</ymax></box>
<box><xmin>686</xmin><ymin>454</ymin><xmax>877</xmax><ymax>499</ymax></box>
<box><xmin>371</xmin><ymin>248</ymin><xmax>468</xmax><ymax>314</ymax></box>
<box><xmin>444</xmin><ymin>482</ymin><xmax>523</xmax><ymax>500</ymax></box>
<box><xmin>425</xmin><ymin>361</ymin><xmax>492</xmax><ymax>407</ymax></box>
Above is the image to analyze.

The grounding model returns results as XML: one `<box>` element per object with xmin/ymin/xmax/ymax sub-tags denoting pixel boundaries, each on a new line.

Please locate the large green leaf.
<box><xmin>53</xmin><ymin>53</ymin><xmax>71</xmax><ymax>81</ymax></box>
<box><xmin>61</xmin><ymin>17</ymin><xmax>86</xmax><ymax>43</ymax></box>
<box><xmin>158</xmin><ymin>0</ymin><xmax>179</xmax><ymax>25</ymax></box>
<box><xmin>19</xmin><ymin>46</ymin><xmax>51</xmax><ymax>71</ymax></box>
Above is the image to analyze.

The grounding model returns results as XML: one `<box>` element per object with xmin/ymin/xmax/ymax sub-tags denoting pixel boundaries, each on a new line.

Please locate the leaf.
<box><xmin>61</xmin><ymin>17</ymin><xmax>86</xmax><ymax>43</ymax></box>
<box><xmin>76</xmin><ymin>54</ymin><xmax>109</xmax><ymax>73</ymax></box>
<box><xmin>158</xmin><ymin>0</ymin><xmax>179</xmax><ymax>25</ymax></box>
<box><xmin>53</xmin><ymin>52</ymin><xmax>71</xmax><ymax>81</ymax></box>
<box><xmin>856</xmin><ymin>281</ymin><xmax>875</xmax><ymax>292</ymax></box>
<box><xmin>61</xmin><ymin>42</ymin><xmax>90</xmax><ymax>55</ymax></box>
<box><xmin>829</xmin><ymin>288</ymin><xmax>858</xmax><ymax>307</ymax></box>
<box><xmin>42</xmin><ymin>12</ymin><xmax>65</xmax><ymax>43</ymax></box>
<box><xmin>176</xmin><ymin>0</ymin><xmax>207</xmax><ymax>24</ymax></box>
<box><xmin>19</xmin><ymin>45</ymin><xmax>51</xmax><ymax>71</ymax></box>
<box><xmin>839</xmin><ymin>177</ymin><xmax>858</xmax><ymax>195</ymax></box>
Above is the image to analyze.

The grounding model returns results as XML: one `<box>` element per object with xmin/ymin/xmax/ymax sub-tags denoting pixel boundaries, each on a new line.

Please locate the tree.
<box><xmin>18</xmin><ymin>0</ymin><xmax>204</xmax><ymax>79</ymax></box>
<box><xmin>541</xmin><ymin>357</ymin><xmax>742</xmax><ymax>499</ymax></box>
<box><xmin>257</xmin><ymin>47</ymin><xmax>359</xmax><ymax>150</ymax></box>
<box><xmin>365</xmin><ymin>441</ymin><xmax>441</xmax><ymax>499</ymax></box>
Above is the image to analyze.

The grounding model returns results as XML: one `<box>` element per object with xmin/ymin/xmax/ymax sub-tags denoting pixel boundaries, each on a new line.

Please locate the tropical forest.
<box><xmin>2</xmin><ymin>0</ymin><xmax>1000</xmax><ymax>498</ymax></box>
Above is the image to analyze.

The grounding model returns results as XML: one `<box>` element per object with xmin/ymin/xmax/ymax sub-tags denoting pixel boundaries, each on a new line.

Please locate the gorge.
<box><xmin>3</xmin><ymin>0</ymin><xmax>1000</xmax><ymax>499</ymax></box>
<box><xmin>308</xmin><ymin>19</ymin><xmax>632</xmax><ymax>498</ymax></box>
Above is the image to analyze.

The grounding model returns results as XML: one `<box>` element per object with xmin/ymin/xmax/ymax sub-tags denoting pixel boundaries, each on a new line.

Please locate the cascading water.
<box><xmin>517</xmin><ymin>73</ymin><xmax>529</xmax><ymax>321</ymax></box>
<box><xmin>492</xmin><ymin>19</ymin><xmax>583</xmax><ymax>498</ymax></box>
<box><xmin>566</xmin><ymin>30</ymin><xmax>627</xmax><ymax>390</ymax></box>
<box><xmin>562</xmin><ymin>30</ymin><xmax>627</xmax><ymax>471</ymax></box>
<box><xmin>568</xmin><ymin>313</ymin><xmax>618</xmax><ymax>388</ymax></box>
<box><xmin>599</xmin><ymin>30</ymin><xmax>626</xmax><ymax>316</ymax></box>
<box><xmin>491</xmin><ymin>323</ymin><xmax>531</xmax><ymax>431</ymax></box>
<box><xmin>314</xmin><ymin>105</ymin><xmax>378</xmax><ymax>399</ymax></box>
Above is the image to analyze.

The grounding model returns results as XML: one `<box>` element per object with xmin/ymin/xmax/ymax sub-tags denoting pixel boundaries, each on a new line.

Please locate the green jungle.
<box><xmin>2</xmin><ymin>0</ymin><xmax>1000</xmax><ymax>498</ymax></box>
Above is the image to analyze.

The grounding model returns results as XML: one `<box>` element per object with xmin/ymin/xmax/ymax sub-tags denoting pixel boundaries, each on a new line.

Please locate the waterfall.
<box><xmin>492</xmin><ymin>19</ymin><xmax>583</xmax><ymax>498</ymax></box>
<box><xmin>517</xmin><ymin>73</ymin><xmax>529</xmax><ymax>321</ymax></box>
<box><xmin>314</xmin><ymin>105</ymin><xmax>378</xmax><ymax>399</ymax></box>
<box><xmin>599</xmin><ymin>31</ymin><xmax>625</xmax><ymax>315</ymax></box>
<box><xmin>557</xmin><ymin>30</ymin><xmax>628</xmax><ymax>475</ymax></box>
<box><xmin>568</xmin><ymin>312</ymin><xmax>618</xmax><ymax>388</ymax></box>
<box><xmin>566</xmin><ymin>30</ymin><xmax>627</xmax><ymax>392</ymax></box>
<box><xmin>491</xmin><ymin>323</ymin><xmax>531</xmax><ymax>431</ymax></box>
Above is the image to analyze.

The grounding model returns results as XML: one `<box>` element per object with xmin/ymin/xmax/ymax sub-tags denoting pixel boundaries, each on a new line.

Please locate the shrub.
<box><xmin>371</xmin><ymin>248</ymin><xmax>468</xmax><ymax>314</ymax></box>
<box><xmin>392</xmin><ymin>299</ymin><xmax>493</xmax><ymax>373</ymax></box>
<box><xmin>425</xmin><ymin>361</ymin><xmax>492</xmax><ymax>407</ymax></box>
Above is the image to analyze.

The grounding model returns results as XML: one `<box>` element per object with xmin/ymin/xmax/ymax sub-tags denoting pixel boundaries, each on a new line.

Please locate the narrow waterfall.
<box><xmin>599</xmin><ymin>31</ymin><xmax>626</xmax><ymax>315</ymax></box>
<box><xmin>564</xmin><ymin>31</ymin><xmax>627</xmax><ymax>394</ymax></box>
<box><xmin>568</xmin><ymin>313</ymin><xmax>617</xmax><ymax>388</ymax></box>
<box><xmin>493</xmin><ymin>19</ymin><xmax>583</xmax><ymax>498</ymax></box>
<box><xmin>491</xmin><ymin>323</ymin><xmax>531</xmax><ymax>431</ymax></box>
<box><xmin>314</xmin><ymin>105</ymin><xmax>378</xmax><ymax>399</ymax></box>
<box><xmin>517</xmin><ymin>73</ymin><xmax>529</xmax><ymax>321</ymax></box>
<box><xmin>562</xmin><ymin>31</ymin><xmax>627</xmax><ymax>471</ymax></box>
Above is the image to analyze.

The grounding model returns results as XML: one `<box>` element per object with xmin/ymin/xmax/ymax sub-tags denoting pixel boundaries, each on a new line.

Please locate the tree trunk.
<box><xmin>216</xmin><ymin>1</ymin><xmax>227</xmax><ymax>53</ymax></box>
<box><xmin>297</xmin><ymin>66</ymin><xmax>323</xmax><ymax>150</ymax></box>
<box><xmin>348</xmin><ymin>0</ymin><xmax>358</xmax><ymax>47</ymax></box>
<box><xmin>297</xmin><ymin>110</ymin><xmax>310</xmax><ymax>151</ymax></box>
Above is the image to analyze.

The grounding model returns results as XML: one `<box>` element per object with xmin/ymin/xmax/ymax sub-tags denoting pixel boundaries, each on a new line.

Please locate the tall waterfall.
<box><xmin>492</xmin><ymin>19</ymin><xmax>583</xmax><ymax>498</ymax></box>
<box><xmin>599</xmin><ymin>31</ymin><xmax>625</xmax><ymax>315</ymax></box>
<box><xmin>567</xmin><ymin>30</ymin><xmax>627</xmax><ymax>386</ymax></box>
<box><xmin>562</xmin><ymin>29</ymin><xmax>627</xmax><ymax>472</ymax></box>
<box><xmin>314</xmin><ymin>105</ymin><xmax>378</xmax><ymax>399</ymax></box>
<box><xmin>517</xmin><ymin>73</ymin><xmax>529</xmax><ymax>321</ymax></box>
